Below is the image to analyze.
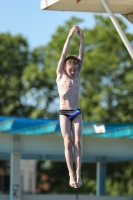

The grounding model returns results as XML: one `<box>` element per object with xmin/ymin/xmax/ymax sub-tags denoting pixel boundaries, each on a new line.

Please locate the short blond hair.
<box><xmin>65</xmin><ymin>55</ymin><xmax>80</xmax><ymax>65</ymax></box>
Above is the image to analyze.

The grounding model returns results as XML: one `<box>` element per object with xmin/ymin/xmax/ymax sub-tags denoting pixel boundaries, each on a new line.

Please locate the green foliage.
<box><xmin>36</xmin><ymin>160</ymin><xmax>133</xmax><ymax>195</ymax></box>
<box><xmin>36</xmin><ymin>161</ymin><xmax>96</xmax><ymax>194</ymax></box>
<box><xmin>80</xmin><ymin>15</ymin><xmax>133</xmax><ymax>123</ymax></box>
<box><xmin>22</xmin><ymin>46</ymin><xmax>58</xmax><ymax>118</ymax></box>
<box><xmin>106</xmin><ymin>162</ymin><xmax>133</xmax><ymax>196</ymax></box>
<box><xmin>0</xmin><ymin>33</ymin><xmax>29</xmax><ymax>116</ymax></box>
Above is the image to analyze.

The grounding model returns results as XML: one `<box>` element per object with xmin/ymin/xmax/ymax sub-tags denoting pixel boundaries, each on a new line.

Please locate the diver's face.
<box><xmin>64</xmin><ymin>64</ymin><xmax>78</xmax><ymax>77</ymax></box>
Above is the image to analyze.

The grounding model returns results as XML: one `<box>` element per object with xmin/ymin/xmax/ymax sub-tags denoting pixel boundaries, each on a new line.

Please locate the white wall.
<box><xmin>20</xmin><ymin>160</ymin><xmax>36</xmax><ymax>193</ymax></box>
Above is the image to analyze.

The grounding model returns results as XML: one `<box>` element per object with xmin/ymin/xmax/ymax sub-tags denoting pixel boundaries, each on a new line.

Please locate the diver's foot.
<box><xmin>76</xmin><ymin>174</ymin><xmax>82</xmax><ymax>188</ymax></box>
<box><xmin>69</xmin><ymin>174</ymin><xmax>78</xmax><ymax>188</ymax></box>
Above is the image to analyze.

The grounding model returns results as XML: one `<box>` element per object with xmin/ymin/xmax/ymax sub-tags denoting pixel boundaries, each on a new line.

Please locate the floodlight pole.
<box><xmin>101</xmin><ymin>0</ymin><xmax>133</xmax><ymax>59</ymax></box>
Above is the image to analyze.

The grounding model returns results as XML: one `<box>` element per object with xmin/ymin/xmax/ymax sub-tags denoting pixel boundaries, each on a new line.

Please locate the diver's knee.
<box><xmin>75</xmin><ymin>140</ymin><xmax>81</xmax><ymax>149</ymax></box>
<box><xmin>64</xmin><ymin>136</ymin><xmax>73</xmax><ymax>148</ymax></box>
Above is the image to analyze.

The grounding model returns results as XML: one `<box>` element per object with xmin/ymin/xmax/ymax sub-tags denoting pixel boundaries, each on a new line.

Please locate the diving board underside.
<box><xmin>41</xmin><ymin>0</ymin><xmax>133</xmax><ymax>59</ymax></box>
<box><xmin>40</xmin><ymin>0</ymin><xmax>133</xmax><ymax>15</ymax></box>
<box><xmin>0</xmin><ymin>133</ymin><xmax>133</xmax><ymax>162</ymax></box>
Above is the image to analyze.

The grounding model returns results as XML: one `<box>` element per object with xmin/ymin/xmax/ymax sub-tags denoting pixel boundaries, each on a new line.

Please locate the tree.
<box><xmin>0</xmin><ymin>33</ymin><xmax>58</xmax><ymax>118</ymax></box>
<box><xmin>21</xmin><ymin>46</ymin><xmax>59</xmax><ymax>118</ymax></box>
<box><xmin>80</xmin><ymin>15</ymin><xmax>133</xmax><ymax>123</ymax></box>
<box><xmin>0</xmin><ymin>33</ymin><xmax>29</xmax><ymax>116</ymax></box>
<box><xmin>106</xmin><ymin>161</ymin><xmax>133</xmax><ymax>196</ymax></box>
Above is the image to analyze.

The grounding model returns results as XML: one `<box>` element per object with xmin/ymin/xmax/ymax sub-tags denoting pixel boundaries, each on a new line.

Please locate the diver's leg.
<box><xmin>72</xmin><ymin>114</ymin><xmax>82</xmax><ymax>188</ymax></box>
<box><xmin>60</xmin><ymin>115</ymin><xmax>77</xmax><ymax>188</ymax></box>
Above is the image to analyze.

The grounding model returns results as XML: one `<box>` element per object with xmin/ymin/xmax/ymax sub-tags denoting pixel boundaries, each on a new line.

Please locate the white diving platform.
<box><xmin>40</xmin><ymin>0</ymin><xmax>133</xmax><ymax>59</ymax></box>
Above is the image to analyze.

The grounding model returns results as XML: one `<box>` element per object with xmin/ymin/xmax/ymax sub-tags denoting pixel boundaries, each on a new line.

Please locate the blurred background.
<box><xmin>0</xmin><ymin>0</ymin><xmax>133</xmax><ymax>196</ymax></box>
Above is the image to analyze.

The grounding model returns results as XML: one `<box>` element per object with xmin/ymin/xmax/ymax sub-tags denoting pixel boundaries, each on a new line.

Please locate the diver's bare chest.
<box><xmin>63</xmin><ymin>78</ymin><xmax>77</xmax><ymax>86</ymax></box>
<box><xmin>62</xmin><ymin>73</ymin><xmax>79</xmax><ymax>84</ymax></box>
<box><xmin>58</xmin><ymin>75</ymin><xmax>80</xmax><ymax>93</ymax></box>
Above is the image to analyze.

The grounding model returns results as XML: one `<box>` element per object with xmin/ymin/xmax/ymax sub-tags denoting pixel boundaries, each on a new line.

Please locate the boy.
<box><xmin>56</xmin><ymin>25</ymin><xmax>84</xmax><ymax>188</ymax></box>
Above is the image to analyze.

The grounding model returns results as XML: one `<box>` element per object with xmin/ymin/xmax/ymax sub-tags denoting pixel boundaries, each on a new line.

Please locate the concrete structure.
<box><xmin>0</xmin><ymin>116</ymin><xmax>133</xmax><ymax>200</ymax></box>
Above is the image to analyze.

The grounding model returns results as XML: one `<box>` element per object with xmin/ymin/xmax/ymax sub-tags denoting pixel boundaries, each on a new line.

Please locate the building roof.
<box><xmin>0</xmin><ymin>116</ymin><xmax>133</xmax><ymax>138</ymax></box>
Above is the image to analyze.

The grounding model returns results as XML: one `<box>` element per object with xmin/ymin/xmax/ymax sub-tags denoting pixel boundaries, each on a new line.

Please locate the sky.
<box><xmin>1</xmin><ymin>0</ymin><xmax>133</xmax><ymax>50</ymax></box>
